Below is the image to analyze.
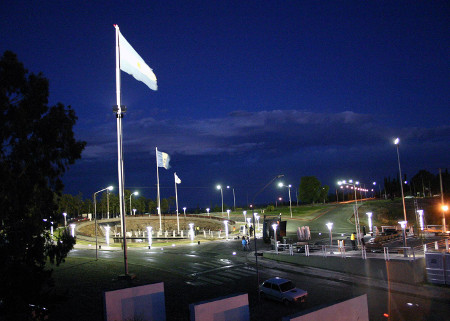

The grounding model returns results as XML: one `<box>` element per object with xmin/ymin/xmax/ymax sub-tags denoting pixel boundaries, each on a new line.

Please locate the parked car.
<box><xmin>259</xmin><ymin>277</ymin><xmax>307</xmax><ymax>305</ymax></box>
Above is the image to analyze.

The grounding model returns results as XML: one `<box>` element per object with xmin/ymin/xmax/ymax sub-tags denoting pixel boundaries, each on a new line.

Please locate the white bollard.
<box><xmin>181</xmin><ymin>230</ymin><xmax>184</xmax><ymax>238</ymax></box>
<box><xmin>173</xmin><ymin>230</ymin><xmax>176</xmax><ymax>237</ymax></box>
<box><xmin>435</xmin><ymin>241</ymin><xmax>439</xmax><ymax>250</ymax></box>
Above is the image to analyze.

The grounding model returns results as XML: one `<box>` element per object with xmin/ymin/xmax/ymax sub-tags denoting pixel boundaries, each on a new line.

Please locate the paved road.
<box><xmin>59</xmin><ymin>238</ymin><xmax>449</xmax><ymax>320</ymax></box>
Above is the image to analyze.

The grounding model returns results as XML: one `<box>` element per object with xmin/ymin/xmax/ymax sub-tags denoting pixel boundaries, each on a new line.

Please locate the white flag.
<box><xmin>156</xmin><ymin>150</ymin><xmax>170</xmax><ymax>169</ymax></box>
<box><xmin>175</xmin><ymin>173</ymin><xmax>181</xmax><ymax>184</ymax></box>
<box><xmin>119</xmin><ymin>30</ymin><xmax>157</xmax><ymax>91</ymax></box>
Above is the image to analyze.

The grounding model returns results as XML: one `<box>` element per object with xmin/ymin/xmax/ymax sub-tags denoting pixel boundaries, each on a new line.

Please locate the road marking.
<box><xmin>217</xmin><ymin>272</ymin><xmax>242</xmax><ymax>279</ymax></box>
<box><xmin>226</xmin><ymin>269</ymin><xmax>255</xmax><ymax>277</ymax></box>
<box><xmin>197</xmin><ymin>276</ymin><xmax>222</xmax><ymax>285</ymax></box>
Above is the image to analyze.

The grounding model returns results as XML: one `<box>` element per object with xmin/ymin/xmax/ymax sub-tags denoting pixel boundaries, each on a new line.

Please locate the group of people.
<box><xmin>242</xmin><ymin>236</ymin><xmax>251</xmax><ymax>251</ymax></box>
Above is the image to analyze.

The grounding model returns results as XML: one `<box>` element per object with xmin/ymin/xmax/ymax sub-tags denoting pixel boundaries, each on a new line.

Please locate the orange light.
<box><xmin>383</xmin><ymin>313</ymin><xmax>389</xmax><ymax>318</ymax></box>
<box><xmin>442</xmin><ymin>205</ymin><xmax>449</xmax><ymax>212</ymax></box>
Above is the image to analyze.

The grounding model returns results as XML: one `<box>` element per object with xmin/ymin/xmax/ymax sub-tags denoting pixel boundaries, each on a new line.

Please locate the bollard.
<box><xmin>446</xmin><ymin>239</ymin><xmax>449</xmax><ymax>252</ymax></box>
<box><xmin>424</xmin><ymin>244</ymin><xmax>427</xmax><ymax>253</ymax></box>
<box><xmin>435</xmin><ymin>241</ymin><xmax>439</xmax><ymax>250</ymax></box>
<box><xmin>181</xmin><ymin>230</ymin><xmax>184</xmax><ymax>238</ymax></box>
<box><xmin>173</xmin><ymin>230</ymin><xmax>176</xmax><ymax>237</ymax></box>
<box><xmin>204</xmin><ymin>230</ymin><xmax>206</xmax><ymax>238</ymax></box>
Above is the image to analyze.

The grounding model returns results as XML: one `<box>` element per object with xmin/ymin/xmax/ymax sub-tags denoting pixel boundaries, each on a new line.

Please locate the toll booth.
<box><xmin>262</xmin><ymin>215</ymin><xmax>286</xmax><ymax>243</ymax></box>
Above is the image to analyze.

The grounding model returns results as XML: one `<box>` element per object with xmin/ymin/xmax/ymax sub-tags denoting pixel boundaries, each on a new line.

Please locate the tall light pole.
<box><xmin>366</xmin><ymin>212</ymin><xmax>373</xmax><ymax>235</ymax></box>
<box><xmin>63</xmin><ymin>212</ymin><xmax>67</xmax><ymax>227</ymax></box>
<box><xmin>129</xmin><ymin>191</ymin><xmax>138</xmax><ymax>216</ymax></box>
<box><xmin>338</xmin><ymin>180</ymin><xmax>362</xmax><ymax>246</ymax></box>
<box><xmin>227</xmin><ymin>186</ymin><xmax>236</xmax><ymax>211</ymax></box>
<box><xmin>417</xmin><ymin>210</ymin><xmax>424</xmax><ymax>231</ymax></box>
<box><xmin>183</xmin><ymin>207</ymin><xmax>187</xmax><ymax>218</ymax></box>
<box><xmin>278</xmin><ymin>183</ymin><xmax>292</xmax><ymax>218</ymax></box>
<box><xmin>217</xmin><ymin>185</ymin><xmax>223</xmax><ymax>214</ymax></box>
<box><xmin>394</xmin><ymin>138</ymin><xmax>407</xmax><ymax>247</ymax></box>
<box><xmin>94</xmin><ymin>185</ymin><xmax>113</xmax><ymax>260</ymax></box>
<box><xmin>107</xmin><ymin>188</ymin><xmax>110</xmax><ymax>219</ymax></box>
<box><xmin>272</xmin><ymin>223</ymin><xmax>278</xmax><ymax>254</ymax></box>
<box><xmin>326</xmin><ymin>222</ymin><xmax>333</xmax><ymax>245</ymax></box>
<box><xmin>206</xmin><ymin>208</ymin><xmax>210</xmax><ymax>216</ymax></box>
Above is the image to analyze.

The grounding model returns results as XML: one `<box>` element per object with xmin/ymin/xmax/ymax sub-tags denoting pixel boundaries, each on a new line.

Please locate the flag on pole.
<box><xmin>156</xmin><ymin>150</ymin><xmax>170</xmax><ymax>169</ymax></box>
<box><xmin>118</xmin><ymin>30</ymin><xmax>158</xmax><ymax>91</ymax></box>
<box><xmin>175</xmin><ymin>173</ymin><xmax>181</xmax><ymax>184</ymax></box>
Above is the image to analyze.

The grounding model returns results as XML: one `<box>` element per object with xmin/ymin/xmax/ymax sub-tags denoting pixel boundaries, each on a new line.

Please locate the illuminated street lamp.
<box><xmin>70</xmin><ymin>224</ymin><xmax>76</xmax><ymax>237</ymax></box>
<box><xmin>105</xmin><ymin>225</ymin><xmax>111</xmax><ymax>246</ymax></box>
<box><xmin>217</xmin><ymin>185</ymin><xmax>224</xmax><ymax>214</ymax></box>
<box><xmin>326</xmin><ymin>222</ymin><xmax>333</xmax><ymax>245</ymax></box>
<box><xmin>442</xmin><ymin>205</ymin><xmax>448</xmax><ymax>233</ymax></box>
<box><xmin>206</xmin><ymin>208</ymin><xmax>210</xmax><ymax>216</ymax></box>
<box><xmin>63</xmin><ymin>212</ymin><xmax>67</xmax><ymax>227</ymax></box>
<box><xmin>338</xmin><ymin>180</ymin><xmax>362</xmax><ymax>245</ymax></box>
<box><xmin>226</xmin><ymin>209</ymin><xmax>230</xmax><ymax>220</ymax></box>
<box><xmin>146</xmin><ymin>226</ymin><xmax>152</xmax><ymax>248</ymax></box>
<box><xmin>417</xmin><ymin>210</ymin><xmax>424</xmax><ymax>231</ymax></box>
<box><xmin>366</xmin><ymin>212</ymin><xmax>373</xmax><ymax>234</ymax></box>
<box><xmin>394</xmin><ymin>138</ymin><xmax>407</xmax><ymax>248</ymax></box>
<box><xmin>224</xmin><ymin>220</ymin><xmax>229</xmax><ymax>240</ymax></box>
<box><xmin>129</xmin><ymin>191</ymin><xmax>138</xmax><ymax>216</ymax></box>
<box><xmin>399</xmin><ymin>220</ymin><xmax>407</xmax><ymax>256</ymax></box>
<box><xmin>227</xmin><ymin>186</ymin><xmax>236</xmax><ymax>211</ymax></box>
<box><xmin>183</xmin><ymin>207</ymin><xmax>187</xmax><ymax>216</ymax></box>
<box><xmin>189</xmin><ymin>223</ymin><xmax>195</xmax><ymax>242</ymax></box>
<box><xmin>94</xmin><ymin>185</ymin><xmax>114</xmax><ymax>260</ymax></box>
<box><xmin>278</xmin><ymin>183</ymin><xmax>293</xmax><ymax>218</ymax></box>
<box><xmin>272</xmin><ymin>223</ymin><xmax>278</xmax><ymax>254</ymax></box>
<box><xmin>276</xmin><ymin>197</ymin><xmax>282</xmax><ymax>208</ymax></box>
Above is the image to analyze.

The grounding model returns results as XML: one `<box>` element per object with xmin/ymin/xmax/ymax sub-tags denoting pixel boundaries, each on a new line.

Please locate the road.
<box><xmin>60</xmin><ymin>238</ymin><xmax>448</xmax><ymax>320</ymax></box>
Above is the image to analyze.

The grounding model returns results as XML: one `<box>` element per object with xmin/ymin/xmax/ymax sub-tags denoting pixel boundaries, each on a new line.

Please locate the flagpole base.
<box><xmin>118</xmin><ymin>273</ymin><xmax>136</xmax><ymax>281</ymax></box>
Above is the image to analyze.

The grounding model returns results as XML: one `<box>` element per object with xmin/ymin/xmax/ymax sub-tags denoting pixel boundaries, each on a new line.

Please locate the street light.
<box><xmin>399</xmin><ymin>220</ymin><xmax>407</xmax><ymax>257</ymax></box>
<box><xmin>227</xmin><ymin>185</ymin><xmax>236</xmax><ymax>211</ymax></box>
<box><xmin>217</xmin><ymin>185</ymin><xmax>223</xmax><ymax>214</ymax></box>
<box><xmin>63</xmin><ymin>212</ymin><xmax>67</xmax><ymax>227</ymax></box>
<box><xmin>276</xmin><ymin>197</ymin><xmax>282</xmax><ymax>208</ymax></box>
<box><xmin>278</xmin><ymin>183</ymin><xmax>292</xmax><ymax>218</ymax></box>
<box><xmin>94</xmin><ymin>185</ymin><xmax>113</xmax><ymax>260</ymax></box>
<box><xmin>70</xmin><ymin>224</ymin><xmax>76</xmax><ymax>237</ymax></box>
<box><xmin>394</xmin><ymin>137</ymin><xmax>407</xmax><ymax>247</ymax></box>
<box><xmin>224</xmin><ymin>220</ymin><xmax>229</xmax><ymax>240</ymax></box>
<box><xmin>105</xmin><ymin>225</ymin><xmax>111</xmax><ymax>246</ymax></box>
<box><xmin>338</xmin><ymin>180</ymin><xmax>362</xmax><ymax>245</ymax></box>
<box><xmin>442</xmin><ymin>205</ymin><xmax>448</xmax><ymax>233</ymax></box>
<box><xmin>189</xmin><ymin>223</ymin><xmax>195</xmax><ymax>242</ymax></box>
<box><xmin>326</xmin><ymin>222</ymin><xmax>333</xmax><ymax>246</ymax></box>
<box><xmin>146</xmin><ymin>226</ymin><xmax>152</xmax><ymax>248</ymax></box>
<box><xmin>366</xmin><ymin>212</ymin><xmax>373</xmax><ymax>235</ymax></box>
<box><xmin>183</xmin><ymin>207</ymin><xmax>187</xmax><ymax>217</ymax></box>
<box><xmin>272</xmin><ymin>223</ymin><xmax>278</xmax><ymax>254</ymax></box>
<box><xmin>226</xmin><ymin>209</ymin><xmax>230</xmax><ymax>220</ymax></box>
<box><xmin>129</xmin><ymin>191</ymin><xmax>138</xmax><ymax>216</ymax></box>
<box><xmin>206</xmin><ymin>208</ymin><xmax>210</xmax><ymax>216</ymax></box>
<box><xmin>417</xmin><ymin>210</ymin><xmax>424</xmax><ymax>231</ymax></box>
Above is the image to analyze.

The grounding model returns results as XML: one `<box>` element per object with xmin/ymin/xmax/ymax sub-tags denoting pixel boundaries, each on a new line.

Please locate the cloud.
<box><xmin>78</xmin><ymin>109</ymin><xmax>450</xmax><ymax>163</ymax></box>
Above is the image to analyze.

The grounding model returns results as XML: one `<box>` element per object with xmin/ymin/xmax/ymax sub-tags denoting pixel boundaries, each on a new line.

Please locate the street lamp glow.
<box><xmin>366</xmin><ymin>212</ymin><xmax>373</xmax><ymax>233</ymax></box>
<box><xmin>63</xmin><ymin>212</ymin><xmax>67</xmax><ymax>227</ymax></box>
<box><xmin>217</xmin><ymin>185</ymin><xmax>224</xmax><ymax>214</ymax></box>
<box><xmin>183</xmin><ymin>207</ymin><xmax>187</xmax><ymax>214</ymax></box>
<box><xmin>206</xmin><ymin>208</ymin><xmax>210</xmax><ymax>216</ymax></box>
<box><xmin>442</xmin><ymin>205</ymin><xmax>449</xmax><ymax>212</ymax></box>
<box><xmin>394</xmin><ymin>137</ymin><xmax>400</xmax><ymax>145</ymax></box>
<box><xmin>399</xmin><ymin>221</ymin><xmax>407</xmax><ymax>229</ymax></box>
<box><xmin>129</xmin><ymin>191</ymin><xmax>138</xmax><ymax>216</ymax></box>
<box><xmin>224</xmin><ymin>220</ymin><xmax>229</xmax><ymax>240</ymax></box>
<box><xmin>272</xmin><ymin>223</ymin><xmax>278</xmax><ymax>254</ymax></box>
<box><xmin>70</xmin><ymin>224</ymin><xmax>76</xmax><ymax>237</ymax></box>
<box><xmin>279</xmin><ymin>183</ymin><xmax>293</xmax><ymax>218</ymax></box>
<box><xmin>417</xmin><ymin>210</ymin><xmax>424</xmax><ymax>231</ymax></box>
<box><xmin>226</xmin><ymin>209</ymin><xmax>230</xmax><ymax>220</ymax></box>
<box><xmin>326</xmin><ymin>222</ymin><xmax>333</xmax><ymax>245</ymax></box>
<box><xmin>105</xmin><ymin>225</ymin><xmax>111</xmax><ymax>246</ymax></box>
<box><xmin>189</xmin><ymin>223</ymin><xmax>195</xmax><ymax>241</ymax></box>
<box><xmin>146</xmin><ymin>226</ymin><xmax>152</xmax><ymax>248</ymax></box>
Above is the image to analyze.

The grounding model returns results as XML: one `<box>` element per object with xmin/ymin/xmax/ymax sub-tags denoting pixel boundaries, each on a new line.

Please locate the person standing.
<box><xmin>351</xmin><ymin>232</ymin><xmax>356</xmax><ymax>250</ymax></box>
<box><xmin>242</xmin><ymin>236</ymin><xmax>247</xmax><ymax>251</ymax></box>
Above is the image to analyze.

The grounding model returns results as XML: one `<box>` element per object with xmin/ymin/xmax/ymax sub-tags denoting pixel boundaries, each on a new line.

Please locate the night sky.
<box><xmin>2</xmin><ymin>1</ymin><xmax>449</xmax><ymax>208</ymax></box>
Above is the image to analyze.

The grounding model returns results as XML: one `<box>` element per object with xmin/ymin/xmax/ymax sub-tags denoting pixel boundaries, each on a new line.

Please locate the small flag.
<box><xmin>118</xmin><ymin>30</ymin><xmax>157</xmax><ymax>91</ymax></box>
<box><xmin>156</xmin><ymin>150</ymin><xmax>170</xmax><ymax>169</ymax></box>
<box><xmin>175</xmin><ymin>173</ymin><xmax>181</xmax><ymax>184</ymax></box>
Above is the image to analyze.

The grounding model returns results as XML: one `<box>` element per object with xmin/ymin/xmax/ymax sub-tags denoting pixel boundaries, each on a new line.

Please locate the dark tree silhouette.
<box><xmin>0</xmin><ymin>51</ymin><xmax>85</xmax><ymax>317</ymax></box>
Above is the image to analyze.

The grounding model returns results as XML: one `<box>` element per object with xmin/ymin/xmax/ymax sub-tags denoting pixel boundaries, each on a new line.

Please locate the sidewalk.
<box><xmin>247</xmin><ymin>248</ymin><xmax>450</xmax><ymax>302</ymax></box>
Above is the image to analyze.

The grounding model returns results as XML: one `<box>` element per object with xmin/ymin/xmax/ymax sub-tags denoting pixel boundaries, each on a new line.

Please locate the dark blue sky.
<box><xmin>2</xmin><ymin>1</ymin><xmax>449</xmax><ymax>208</ymax></box>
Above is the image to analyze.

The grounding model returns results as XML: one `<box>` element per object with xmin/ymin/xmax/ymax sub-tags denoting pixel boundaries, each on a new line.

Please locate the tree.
<box><xmin>319</xmin><ymin>185</ymin><xmax>330</xmax><ymax>204</ymax></box>
<box><xmin>0</xmin><ymin>51</ymin><xmax>85</xmax><ymax>316</ymax></box>
<box><xmin>299</xmin><ymin>176</ymin><xmax>322</xmax><ymax>204</ymax></box>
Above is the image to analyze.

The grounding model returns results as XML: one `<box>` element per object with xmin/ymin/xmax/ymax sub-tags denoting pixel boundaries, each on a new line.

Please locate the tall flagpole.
<box><xmin>175</xmin><ymin>173</ymin><xmax>180</xmax><ymax>234</ymax></box>
<box><xmin>156</xmin><ymin>147</ymin><xmax>162</xmax><ymax>231</ymax></box>
<box><xmin>114</xmin><ymin>25</ymin><xmax>129</xmax><ymax>276</ymax></box>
